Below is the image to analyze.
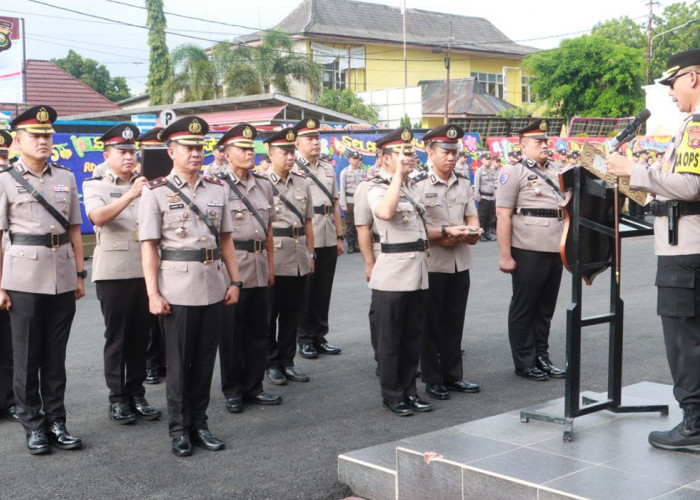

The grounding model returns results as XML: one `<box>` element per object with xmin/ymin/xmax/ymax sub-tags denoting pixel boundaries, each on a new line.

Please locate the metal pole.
<box><xmin>402</xmin><ymin>0</ymin><xmax>407</xmax><ymax>87</ymax></box>
<box><xmin>21</xmin><ymin>17</ymin><xmax>27</xmax><ymax>106</ymax></box>
<box><xmin>443</xmin><ymin>23</ymin><xmax>452</xmax><ymax>124</ymax></box>
<box><xmin>645</xmin><ymin>0</ymin><xmax>653</xmax><ymax>84</ymax></box>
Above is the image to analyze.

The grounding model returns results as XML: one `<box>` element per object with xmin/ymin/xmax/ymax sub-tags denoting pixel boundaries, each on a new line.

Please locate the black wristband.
<box><xmin>441</xmin><ymin>225</ymin><xmax>448</xmax><ymax>238</ymax></box>
<box><xmin>77</xmin><ymin>270</ymin><xmax>87</xmax><ymax>279</ymax></box>
<box><xmin>337</xmin><ymin>234</ymin><xmax>345</xmax><ymax>241</ymax></box>
<box><xmin>229</xmin><ymin>280</ymin><xmax>243</xmax><ymax>288</ymax></box>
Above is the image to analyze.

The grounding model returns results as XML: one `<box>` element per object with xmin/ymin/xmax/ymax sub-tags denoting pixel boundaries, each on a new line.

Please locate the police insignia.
<box><xmin>122</xmin><ymin>127</ymin><xmax>134</xmax><ymax>140</ymax></box>
<box><xmin>286</xmin><ymin>130</ymin><xmax>295</xmax><ymax>141</ymax></box>
<box><xmin>189</xmin><ymin>119</ymin><xmax>202</xmax><ymax>134</ymax></box>
<box><xmin>306</xmin><ymin>119</ymin><xmax>316</xmax><ymax>129</ymax></box>
<box><xmin>540</xmin><ymin>120</ymin><xmax>547</xmax><ymax>132</ymax></box>
<box><xmin>499</xmin><ymin>173</ymin><xmax>510</xmax><ymax>185</ymax></box>
<box><xmin>243</xmin><ymin>126</ymin><xmax>253</xmax><ymax>139</ymax></box>
<box><xmin>446</xmin><ymin>127</ymin><xmax>457</xmax><ymax>139</ymax></box>
<box><xmin>401</xmin><ymin>129</ymin><xmax>411</xmax><ymax>142</ymax></box>
<box><xmin>36</xmin><ymin>107</ymin><xmax>49</xmax><ymax>123</ymax></box>
<box><xmin>0</xmin><ymin>136</ymin><xmax>4</xmax><ymax>146</ymax></box>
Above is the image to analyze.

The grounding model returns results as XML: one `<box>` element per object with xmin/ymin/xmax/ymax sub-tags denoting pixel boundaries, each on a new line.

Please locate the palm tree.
<box><xmin>168</xmin><ymin>44</ymin><xmax>219</xmax><ymax>102</ymax></box>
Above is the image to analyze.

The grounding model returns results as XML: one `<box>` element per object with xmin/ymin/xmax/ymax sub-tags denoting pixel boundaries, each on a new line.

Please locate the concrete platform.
<box><xmin>338</xmin><ymin>382</ymin><xmax>700</xmax><ymax>499</ymax></box>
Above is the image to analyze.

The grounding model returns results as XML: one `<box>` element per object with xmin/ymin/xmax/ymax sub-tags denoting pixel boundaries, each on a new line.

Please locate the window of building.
<box><xmin>471</xmin><ymin>72</ymin><xmax>503</xmax><ymax>99</ymax></box>
<box><xmin>322</xmin><ymin>60</ymin><xmax>346</xmax><ymax>90</ymax></box>
<box><xmin>521</xmin><ymin>76</ymin><xmax>533</xmax><ymax>104</ymax></box>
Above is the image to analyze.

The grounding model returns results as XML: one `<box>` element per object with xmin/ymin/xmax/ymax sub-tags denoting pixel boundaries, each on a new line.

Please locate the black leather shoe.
<box><xmin>406</xmin><ymin>395</ymin><xmax>433</xmax><ymax>412</ymax></box>
<box><xmin>283</xmin><ymin>366</ymin><xmax>309</xmax><ymax>382</ymax></box>
<box><xmin>145</xmin><ymin>368</ymin><xmax>160</xmax><ymax>385</ymax></box>
<box><xmin>445</xmin><ymin>380</ymin><xmax>481</xmax><ymax>393</ymax></box>
<box><xmin>109</xmin><ymin>402</ymin><xmax>136</xmax><ymax>425</ymax></box>
<box><xmin>299</xmin><ymin>343</ymin><xmax>318</xmax><ymax>359</ymax></box>
<box><xmin>132</xmin><ymin>397</ymin><xmax>161</xmax><ymax>420</ymax></box>
<box><xmin>536</xmin><ymin>355</ymin><xmax>566</xmax><ymax>378</ymax></box>
<box><xmin>47</xmin><ymin>421</ymin><xmax>82</xmax><ymax>450</ymax></box>
<box><xmin>26</xmin><ymin>429</ymin><xmax>50</xmax><ymax>455</ymax></box>
<box><xmin>314</xmin><ymin>341</ymin><xmax>342</xmax><ymax>355</ymax></box>
<box><xmin>426</xmin><ymin>384</ymin><xmax>450</xmax><ymax>400</ymax></box>
<box><xmin>265</xmin><ymin>368</ymin><xmax>287</xmax><ymax>385</ymax></box>
<box><xmin>514</xmin><ymin>367</ymin><xmax>549</xmax><ymax>381</ymax></box>
<box><xmin>191</xmin><ymin>429</ymin><xmax>224</xmax><ymax>451</ymax></box>
<box><xmin>247</xmin><ymin>392</ymin><xmax>282</xmax><ymax>405</ymax></box>
<box><xmin>171</xmin><ymin>434</ymin><xmax>192</xmax><ymax>457</ymax></box>
<box><xmin>226</xmin><ymin>397</ymin><xmax>243</xmax><ymax>413</ymax></box>
<box><xmin>3</xmin><ymin>405</ymin><xmax>19</xmax><ymax>422</ymax></box>
<box><xmin>383</xmin><ymin>400</ymin><xmax>414</xmax><ymax>417</ymax></box>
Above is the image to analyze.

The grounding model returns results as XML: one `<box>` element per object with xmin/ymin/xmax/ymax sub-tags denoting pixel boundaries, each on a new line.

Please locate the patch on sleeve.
<box><xmin>498</xmin><ymin>173</ymin><xmax>510</xmax><ymax>185</ymax></box>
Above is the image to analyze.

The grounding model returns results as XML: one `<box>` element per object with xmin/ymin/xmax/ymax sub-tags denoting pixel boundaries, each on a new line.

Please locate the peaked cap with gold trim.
<box><xmin>11</xmin><ymin>105</ymin><xmax>57</xmax><ymax>134</ymax></box>
<box><xmin>99</xmin><ymin>123</ymin><xmax>140</xmax><ymax>150</ymax></box>
<box><xmin>517</xmin><ymin>119</ymin><xmax>549</xmax><ymax>140</ymax></box>
<box><xmin>137</xmin><ymin>127</ymin><xmax>165</xmax><ymax>146</ymax></box>
<box><xmin>0</xmin><ymin>130</ymin><xmax>12</xmax><ymax>154</ymax></box>
<box><xmin>375</xmin><ymin>127</ymin><xmax>414</xmax><ymax>153</ymax></box>
<box><xmin>217</xmin><ymin>123</ymin><xmax>257</xmax><ymax>149</ymax></box>
<box><xmin>422</xmin><ymin>123</ymin><xmax>464</xmax><ymax>150</ymax></box>
<box><xmin>263</xmin><ymin>127</ymin><xmax>297</xmax><ymax>150</ymax></box>
<box><xmin>161</xmin><ymin>116</ymin><xmax>209</xmax><ymax>146</ymax></box>
<box><xmin>293</xmin><ymin>118</ymin><xmax>321</xmax><ymax>137</ymax></box>
<box><xmin>658</xmin><ymin>49</ymin><xmax>700</xmax><ymax>86</ymax></box>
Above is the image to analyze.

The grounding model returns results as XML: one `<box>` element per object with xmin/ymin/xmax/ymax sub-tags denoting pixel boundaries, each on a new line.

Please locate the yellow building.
<box><xmin>254</xmin><ymin>0</ymin><xmax>537</xmax><ymax>122</ymax></box>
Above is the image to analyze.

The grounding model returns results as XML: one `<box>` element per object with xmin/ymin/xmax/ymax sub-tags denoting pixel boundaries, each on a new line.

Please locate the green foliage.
<box><xmin>524</xmin><ymin>35</ymin><xmax>645</xmax><ymax>119</ymax></box>
<box><xmin>498</xmin><ymin>104</ymin><xmax>539</xmax><ymax>118</ymax></box>
<box><xmin>146</xmin><ymin>0</ymin><xmax>174</xmax><ymax>105</ymax></box>
<box><xmin>317</xmin><ymin>89</ymin><xmax>379</xmax><ymax>121</ymax></box>
<box><xmin>399</xmin><ymin>113</ymin><xmax>411</xmax><ymax>127</ymax></box>
<box><xmin>650</xmin><ymin>2</ymin><xmax>700</xmax><ymax>81</ymax></box>
<box><xmin>591</xmin><ymin>17</ymin><xmax>647</xmax><ymax>49</ymax></box>
<box><xmin>168</xmin><ymin>44</ymin><xmax>219</xmax><ymax>101</ymax></box>
<box><xmin>52</xmin><ymin>50</ymin><xmax>131</xmax><ymax>102</ymax></box>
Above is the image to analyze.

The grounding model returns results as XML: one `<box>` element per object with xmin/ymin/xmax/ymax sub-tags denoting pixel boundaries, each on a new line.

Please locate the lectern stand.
<box><xmin>520</xmin><ymin>164</ymin><xmax>668</xmax><ymax>441</ymax></box>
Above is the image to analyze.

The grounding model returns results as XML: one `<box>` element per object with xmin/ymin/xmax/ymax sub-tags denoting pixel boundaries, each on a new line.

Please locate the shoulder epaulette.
<box><xmin>251</xmin><ymin>170</ymin><xmax>271</xmax><ymax>182</ymax></box>
<box><xmin>454</xmin><ymin>172</ymin><xmax>468</xmax><ymax>179</ymax></box>
<box><xmin>372</xmin><ymin>176</ymin><xmax>390</xmax><ymax>184</ymax></box>
<box><xmin>292</xmin><ymin>170</ymin><xmax>307</xmax><ymax>178</ymax></box>
<box><xmin>204</xmin><ymin>175</ymin><xmax>223</xmax><ymax>185</ymax></box>
<box><xmin>412</xmin><ymin>172</ymin><xmax>429</xmax><ymax>182</ymax></box>
<box><xmin>51</xmin><ymin>163</ymin><xmax>71</xmax><ymax>171</ymax></box>
<box><xmin>214</xmin><ymin>171</ymin><xmax>227</xmax><ymax>179</ymax></box>
<box><xmin>147</xmin><ymin>177</ymin><xmax>168</xmax><ymax>189</ymax></box>
<box><xmin>0</xmin><ymin>165</ymin><xmax>12</xmax><ymax>174</ymax></box>
<box><xmin>84</xmin><ymin>176</ymin><xmax>102</xmax><ymax>182</ymax></box>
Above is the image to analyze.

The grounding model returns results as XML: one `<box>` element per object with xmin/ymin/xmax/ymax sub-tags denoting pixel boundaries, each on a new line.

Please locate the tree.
<box><xmin>52</xmin><ymin>50</ymin><xmax>131</xmax><ymax>102</ymax></box>
<box><xmin>168</xmin><ymin>44</ymin><xmax>219</xmax><ymax>102</ymax></box>
<box><xmin>523</xmin><ymin>35</ymin><xmax>645</xmax><ymax>119</ymax></box>
<box><xmin>146</xmin><ymin>0</ymin><xmax>174</xmax><ymax>105</ymax></box>
<box><xmin>650</xmin><ymin>1</ymin><xmax>700</xmax><ymax>81</ymax></box>
<box><xmin>591</xmin><ymin>17</ymin><xmax>646</xmax><ymax>49</ymax></box>
<box><xmin>317</xmin><ymin>89</ymin><xmax>379</xmax><ymax>122</ymax></box>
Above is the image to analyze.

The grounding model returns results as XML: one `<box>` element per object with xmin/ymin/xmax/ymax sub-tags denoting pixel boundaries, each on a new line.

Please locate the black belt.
<box><xmin>650</xmin><ymin>200</ymin><xmax>700</xmax><ymax>217</ymax></box>
<box><xmin>479</xmin><ymin>190</ymin><xmax>495</xmax><ymax>196</ymax></box>
<box><xmin>372</xmin><ymin>232</ymin><xmax>380</xmax><ymax>243</ymax></box>
<box><xmin>234</xmin><ymin>239</ymin><xmax>265</xmax><ymax>253</ymax></box>
<box><xmin>161</xmin><ymin>248</ymin><xmax>221</xmax><ymax>263</ymax></box>
<box><xmin>273</xmin><ymin>226</ymin><xmax>306</xmax><ymax>238</ymax></box>
<box><xmin>313</xmin><ymin>205</ymin><xmax>333</xmax><ymax>215</ymax></box>
<box><xmin>516</xmin><ymin>208</ymin><xmax>564</xmax><ymax>220</ymax></box>
<box><xmin>381</xmin><ymin>239</ymin><xmax>429</xmax><ymax>253</ymax></box>
<box><xmin>10</xmin><ymin>232</ymin><xmax>70</xmax><ymax>248</ymax></box>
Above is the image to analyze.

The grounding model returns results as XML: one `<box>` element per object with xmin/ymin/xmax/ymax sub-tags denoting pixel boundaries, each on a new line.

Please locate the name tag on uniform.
<box><xmin>169</xmin><ymin>203</ymin><xmax>184</xmax><ymax>209</ymax></box>
<box><xmin>16</xmin><ymin>187</ymin><xmax>27</xmax><ymax>193</ymax></box>
<box><xmin>208</xmin><ymin>201</ymin><xmax>224</xmax><ymax>207</ymax></box>
<box><xmin>527</xmin><ymin>174</ymin><xmax>538</xmax><ymax>181</ymax></box>
<box><xmin>425</xmin><ymin>192</ymin><xmax>437</xmax><ymax>198</ymax></box>
<box><xmin>229</xmin><ymin>195</ymin><xmax>240</xmax><ymax>201</ymax></box>
<box><xmin>110</xmin><ymin>192</ymin><xmax>122</xmax><ymax>198</ymax></box>
<box><xmin>54</xmin><ymin>185</ymin><xmax>70</xmax><ymax>193</ymax></box>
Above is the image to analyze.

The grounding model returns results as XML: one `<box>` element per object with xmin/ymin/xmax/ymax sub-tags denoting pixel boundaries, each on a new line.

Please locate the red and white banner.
<box><xmin>0</xmin><ymin>17</ymin><xmax>24</xmax><ymax>104</ymax></box>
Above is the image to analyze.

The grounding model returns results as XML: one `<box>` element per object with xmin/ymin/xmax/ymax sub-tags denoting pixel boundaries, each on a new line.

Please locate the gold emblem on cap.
<box><xmin>156</xmin><ymin>130</ymin><xmax>163</xmax><ymax>141</ymax></box>
<box><xmin>401</xmin><ymin>129</ymin><xmax>411</xmax><ymax>142</ymax></box>
<box><xmin>539</xmin><ymin>120</ymin><xmax>547</xmax><ymax>132</ymax></box>
<box><xmin>243</xmin><ymin>126</ymin><xmax>253</xmax><ymax>139</ymax></box>
<box><xmin>122</xmin><ymin>127</ymin><xmax>134</xmax><ymax>140</ymax></box>
<box><xmin>189</xmin><ymin>119</ymin><xmax>202</xmax><ymax>135</ymax></box>
<box><xmin>306</xmin><ymin>119</ymin><xmax>316</xmax><ymax>129</ymax></box>
<box><xmin>286</xmin><ymin>130</ymin><xmax>295</xmax><ymax>141</ymax></box>
<box><xmin>446</xmin><ymin>127</ymin><xmax>457</xmax><ymax>139</ymax></box>
<box><xmin>36</xmin><ymin>107</ymin><xmax>49</xmax><ymax>123</ymax></box>
<box><xmin>0</xmin><ymin>136</ymin><xmax>4</xmax><ymax>146</ymax></box>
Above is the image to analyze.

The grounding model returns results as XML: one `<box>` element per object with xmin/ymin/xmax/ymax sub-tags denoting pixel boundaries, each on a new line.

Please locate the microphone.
<box><xmin>607</xmin><ymin>109</ymin><xmax>651</xmax><ymax>152</ymax></box>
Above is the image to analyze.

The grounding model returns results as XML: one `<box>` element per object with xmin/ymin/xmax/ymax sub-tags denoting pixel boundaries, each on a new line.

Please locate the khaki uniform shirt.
<box><xmin>294</xmin><ymin>156</ymin><xmax>338</xmax><ymax>248</ymax></box>
<box><xmin>353</xmin><ymin>179</ymin><xmax>380</xmax><ymax>257</ymax></box>
<box><xmin>496</xmin><ymin>157</ymin><xmax>564</xmax><ymax>253</ymax></box>
<box><xmin>340</xmin><ymin>166</ymin><xmax>364</xmax><ymax>206</ymax></box>
<box><xmin>92</xmin><ymin>161</ymin><xmax>109</xmax><ymax>178</ymax></box>
<box><xmin>83</xmin><ymin>170</ymin><xmax>143</xmax><ymax>281</ymax></box>
<box><xmin>367</xmin><ymin>171</ymin><xmax>429</xmax><ymax>291</ymax></box>
<box><xmin>265</xmin><ymin>170</ymin><xmax>314</xmax><ymax>277</ymax></box>
<box><xmin>630</xmin><ymin>108</ymin><xmax>700</xmax><ymax>256</ymax></box>
<box><xmin>224</xmin><ymin>171</ymin><xmax>276</xmax><ymax>288</ymax></box>
<box><xmin>454</xmin><ymin>162</ymin><xmax>470</xmax><ymax>178</ymax></box>
<box><xmin>0</xmin><ymin>160</ymin><xmax>82</xmax><ymax>294</ymax></box>
<box><xmin>474</xmin><ymin>166</ymin><xmax>498</xmax><ymax>201</ymax></box>
<box><xmin>204</xmin><ymin>161</ymin><xmax>227</xmax><ymax>177</ymax></box>
<box><xmin>416</xmin><ymin>168</ymin><xmax>478</xmax><ymax>273</ymax></box>
<box><xmin>139</xmin><ymin>172</ymin><xmax>233</xmax><ymax>306</ymax></box>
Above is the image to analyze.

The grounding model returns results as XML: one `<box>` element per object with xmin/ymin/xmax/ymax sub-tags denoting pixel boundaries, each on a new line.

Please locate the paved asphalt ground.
<box><xmin>0</xmin><ymin>233</ymin><xmax>672</xmax><ymax>499</ymax></box>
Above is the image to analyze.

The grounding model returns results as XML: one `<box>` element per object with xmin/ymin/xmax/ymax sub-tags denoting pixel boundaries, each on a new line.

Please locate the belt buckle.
<box><xmin>50</xmin><ymin>233</ymin><xmax>60</xmax><ymax>249</ymax></box>
<box><xmin>292</xmin><ymin>226</ymin><xmax>301</xmax><ymax>238</ymax></box>
<box><xmin>557</xmin><ymin>208</ymin><xmax>564</xmax><ymax>221</ymax></box>
<box><xmin>254</xmin><ymin>239</ymin><xmax>263</xmax><ymax>253</ymax></box>
<box><xmin>422</xmin><ymin>239</ymin><xmax>429</xmax><ymax>250</ymax></box>
<box><xmin>203</xmin><ymin>248</ymin><xmax>215</xmax><ymax>264</ymax></box>
<box><xmin>323</xmin><ymin>205</ymin><xmax>332</xmax><ymax>216</ymax></box>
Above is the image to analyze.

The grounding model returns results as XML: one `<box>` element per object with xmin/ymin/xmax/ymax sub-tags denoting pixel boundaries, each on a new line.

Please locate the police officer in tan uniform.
<box><xmin>474</xmin><ymin>150</ymin><xmax>498</xmax><ymax>241</ymax></box>
<box><xmin>204</xmin><ymin>144</ymin><xmax>228</xmax><ymax>176</ymax></box>
<box><xmin>0</xmin><ymin>105</ymin><xmax>85</xmax><ymax>454</ymax></box>
<box><xmin>214</xmin><ymin>123</ymin><xmax>280</xmax><ymax>414</ymax></box>
<box><xmin>415</xmin><ymin>124</ymin><xmax>481</xmax><ymax>401</ymax></box>
<box><xmin>139</xmin><ymin>116</ymin><xmax>242</xmax><ymax>457</ymax></box>
<box><xmin>0</xmin><ymin>130</ymin><xmax>17</xmax><ymax>424</ymax></box>
<box><xmin>263</xmin><ymin>127</ymin><xmax>315</xmax><ymax>386</ymax></box>
<box><xmin>367</xmin><ymin>128</ymin><xmax>432</xmax><ymax>417</ymax></box>
<box><xmin>340</xmin><ymin>151</ymin><xmax>364</xmax><ymax>253</ymax></box>
<box><xmin>507</xmin><ymin>145</ymin><xmax>522</xmax><ymax>166</ymax></box>
<box><xmin>454</xmin><ymin>151</ymin><xmax>470</xmax><ymax>178</ymax></box>
<box><xmin>607</xmin><ymin>49</ymin><xmax>700</xmax><ymax>453</ymax></box>
<box><xmin>83</xmin><ymin>123</ymin><xmax>161</xmax><ymax>425</ymax></box>
<box><xmin>496</xmin><ymin>120</ymin><xmax>566</xmax><ymax>381</ymax></box>
<box><xmin>293</xmin><ymin>119</ymin><xmax>344</xmax><ymax>359</ymax></box>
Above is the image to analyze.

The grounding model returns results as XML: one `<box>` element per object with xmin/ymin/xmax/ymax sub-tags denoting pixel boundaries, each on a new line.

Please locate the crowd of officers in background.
<box><xmin>0</xmin><ymin>105</ymin><xmax>657</xmax><ymax>457</ymax></box>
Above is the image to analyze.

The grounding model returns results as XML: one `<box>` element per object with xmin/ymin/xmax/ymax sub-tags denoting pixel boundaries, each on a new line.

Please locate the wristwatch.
<box><xmin>309</xmin><ymin>252</ymin><xmax>317</xmax><ymax>260</ymax></box>
<box><xmin>441</xmin><ymin>225</ymin><xmax>449</xmax><ymax>238</ymax></box>
<box><xmin>336</xmin><ymin>234</ymin><xmax>345</xmax><ymax>241</ymax></box>
<box><xmin>229</xmin><ymin>280</ymin><xmax>243</xmax><ymax>288</ymax></box>
<box><xmin>77</xmin><ymin>270</ymin><xmax>88</xmax><ymax>279</ymax></box>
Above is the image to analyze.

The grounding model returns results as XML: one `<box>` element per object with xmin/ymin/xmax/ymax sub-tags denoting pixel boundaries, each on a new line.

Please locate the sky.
<box><xmin>4</xmin><ymin>0</ymin><xmax>672</xmax><ymax>96</ymax></box>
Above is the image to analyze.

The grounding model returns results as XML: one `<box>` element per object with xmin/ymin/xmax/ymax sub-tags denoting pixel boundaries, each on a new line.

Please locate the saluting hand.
<box><xmin>0</xmin><ymin>289</ymin><xmax>11</xmax><ymax>310</ymax></box>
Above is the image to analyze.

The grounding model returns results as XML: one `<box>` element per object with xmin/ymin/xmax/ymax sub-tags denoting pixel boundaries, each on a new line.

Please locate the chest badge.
<box><xmin>175</xmin><ymin>226</ymin><xmax>186</xmax><ymax>238</ymax></box>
